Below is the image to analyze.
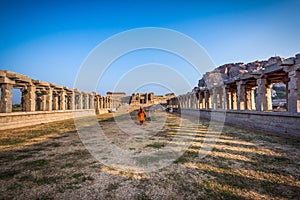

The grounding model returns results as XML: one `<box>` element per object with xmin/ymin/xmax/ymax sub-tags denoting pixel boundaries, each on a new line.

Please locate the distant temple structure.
<box><xmin>129</xmin><ymin>93</ymin><xmax>175</xmax><ymax>107</ymax></box>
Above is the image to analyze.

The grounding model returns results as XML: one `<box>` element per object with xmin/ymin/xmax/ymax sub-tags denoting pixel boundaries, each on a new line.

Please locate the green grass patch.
<box><xmin>0</xmin><ymin>169</ymin><xmax>21</xmax><ymax>179</ymax></box>
<box><xmin>18</xmin><ymin>174</ymin><xmax>35</xmax><ymax>182</ymax></box>
<box><xmin>35</xmin><ymin>176</ymin><xmax>58</xmax><ymax>185</ymax></box>
<box><xmin>7</xmin><ymin>183</ymin><xmax>22</xmax><ymax>191</ymax></box>
<box><xmin>15</xmin><ymin>154</ymin><xmax>34</xmax><ymax>160</ymax></box>
<box><xmin>71</xmin><ymin>173</ymin><xmax>94</xmax><ymax>184</ymax></box>
<box><xmin>71</xmin><ymin>173</ymin><xmax>84</xmax><ymax>179</ymax></box>
<box><xmin>0</xmin><ymin>138</ymin><xmax>25</xmax><ymax>145</ymax></box>
<box><xmin>146</xmin><ymin>142</ymin><xmax>166</xmax><ymax>149</ymax></box>
<box><xmin>46</xmin><ymin>142</ymin><xmax>61</xmax><ymax>147</ymax></box>
<box><xmin>61</xmin><ymin>163</ymin><xmax>75</xmax><ymax>168</ymax></box>
<box><xmin>23</xmin><ymin>159</ymin><xmax>49</xmax><ymax>168</ymax></box>
<box><xmin>174</xmin><ymin>156</ymin><xmax>188</xmax><ymax>164</ymax></box>
<box><xmin>106</xmin><ymin>183</ymin><xmax>120</xmax><ymax>192</ymax></box>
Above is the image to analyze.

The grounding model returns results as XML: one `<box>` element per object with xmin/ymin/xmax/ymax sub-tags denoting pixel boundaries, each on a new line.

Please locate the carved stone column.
<box><xmin>245</xmin><ymin>86</ymin><xmax>253</xmax><ymax>110</ymax></box>
<box><xmin>231</xmin><ymin>89</ymin><xmax>237</xmax><ymax>110</ymax></box>
<box><xmin>40</xmin><ymin>91</ymin><xmax>47</xmax><ymax>111</ymax></box>
<box><xmin>59</xmin><ymin>90</ymin><xmax>66</xmax><ymax>110</ymax></box>
<box><xmin>22</xmin><ymin>83</ymin><xmax>36</xmax><ymax>112</ymax></box>
<box><xmin>145</xmin><ymin>93</ymin><xmax>148</xmax><ymax>105</ymax></box>
<box><xmin>100</xmin><ymin>96</ymin><xmax>103</xmax><ymax>109</ymax></box>
<box><xmin>53</xmin><ymin>92</ymin><xmax>59</xmax><ymax>110</ymax></box>
<box><xmin>84</xmin><ymin>93</ymin><xmax>89</xmax><ymax>109</ymax></box>
<box><xmin>78</xmin><ymin>92</ymin><xmax>83</xmax><ymax>109</ymax></box>
<box><xmin>95</xmin><ymin>95</ymin><xmax>100</xmax><ymax>114</ymax></box>
<box><xmin>251</xmin><ymin>88</ymin><xmax>256</xmax><ymax>110</ymax></box>
<box><xmin>0</xmin><ymin>83</ymin><xmax>13</xmax><ymax>113</ymax></box>
<box><xmin>68</xmin><ymin>92</ymin><xmax>74</xmax><ymax>110</ymax></box>
<box><xmin>211</xmin><ymin>88</ymin><xmax>218</xmax><ymax>110</ymax></box>
<box><xmin>103</xmin><ymin>97</ymin><xmax>106</xmax><ymax>109</ymax></box>
<box><xmin>237</xmin><ymin>81</ymin><xmax>246</xmax><ymax>110</ymax></box>
<box><xmin>45</xmin><ymin>87</ymin><xmax>53</xmax><ymax>111</ymax></box>
<box><xmin>195</xmin><ymin>93</ymin><xmax>199</xmax><ymax>109</ymax></box>
<box><xmin>89</xmin><ymin>93</ymin><xmax>95</xmax><ymax>109</ymax></box>
<box><xmin>178</xmin><ymin>96</ymin><xmax>182</xmax><ymax>109</ymax></box>
<box><xmin>223</xmin><ymin>86</ymin><xmax>230</xmax><ymax>110</ymax></box>
<box><xmin>287</xmin><ymin>70</ymin><xmax>300</xmax><ymax>112</ymax></box>
<box><xmin>256</xmin><ymin>77</ymin><xmax>272</xmax><ymax>111</ymax></box>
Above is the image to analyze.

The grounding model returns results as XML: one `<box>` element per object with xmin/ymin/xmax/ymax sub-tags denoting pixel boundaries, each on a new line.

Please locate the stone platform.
<box><xmin>0</xmin><ymin>109</ymin><xmax>108</xmax><ymax>130</ymax></box>
<box><xmin>180</xmin><ymin>108</ymin><xmax>300</xmax><ymax>137</ymax></box>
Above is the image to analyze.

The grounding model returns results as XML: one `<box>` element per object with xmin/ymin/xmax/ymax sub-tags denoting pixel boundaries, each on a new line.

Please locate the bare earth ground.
<box><xmin>0</xmin><ymin>111</ymin><xmax>299</xmax><ymax>200</ymax></box>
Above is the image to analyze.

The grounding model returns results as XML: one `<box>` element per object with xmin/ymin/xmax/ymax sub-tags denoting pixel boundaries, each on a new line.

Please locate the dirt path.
<box><xmin>0</xmin><ymin>112</ymin><xmax>299</xmax><ymax>199</ymax></box>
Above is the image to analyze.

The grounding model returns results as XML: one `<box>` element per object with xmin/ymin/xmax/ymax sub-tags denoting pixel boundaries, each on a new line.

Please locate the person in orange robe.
<box><xmin>137</xmin><ymin>107</ymin><xmax>146</xmax><ymax>125</ymax></box>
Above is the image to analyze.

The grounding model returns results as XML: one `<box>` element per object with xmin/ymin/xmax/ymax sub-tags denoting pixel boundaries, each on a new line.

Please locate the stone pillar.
<box><xmin>195</xmin><ymin>93</ymin><xmax>199</xmax><ymax>109</ymax></box>
<box><xmin>22</xmin><ymin>83</ymin><xmax>36</xmax><ymax>112</ymax></box>
<box><xmin>204</xmin><ymin>90</ymin><xmax>210</xmax><ymax>109</ymax></box>
<box><xmin>103</xmin><ymin>97</ymin><xmax>106</xmax><ymax>109</ymax></box>
<box><xmin>40</xmin><ymin>91</ymin><xmax>47</xmax><ymax>111</ymax></box>
<box><xmin>89</xmin><ymin>94</ymin><xmax>95</xmax><ymax>109</ymax></box>
<box><xmin>145</xmin><ymin>93</ymin><xmax>148</xmax><ymax>105</ymax></box>
<box><xmin>223</xmin><ymin>87</ymin><xmax>229</xmax><ymax>110</ymax></box>
<box><xmin>78</xmin><ymin>92</ymin><xmax>83</xmax><ymax>109</ymax></box>
<box><xmin>107</xmin><ymin>97</ymin><xmax>110</xmax><ymax>109</ymax></box>
<box><xmin>287</xmin><ymin>70</ymin><xmax>300</xmax><ymax>113</ymax></box>
<box><xmin>198</xmin><ymin>92</ymin><xmax>202</xmax><ymax>109</ymax></box>
<box><xmin>68</xmin><ymin>92</ymin><xmax>74</xmax><ymax>110</ymax></box>
<box><xmin>237</xmin><ymin>81</ymin><xmax>246</xmax><ymax>110</ymax></box>
<box><xmin>35</xmin><ymin>91</ymin><xmax>42</xmax><ymax>111</ymax></box>
<box><xmin>53</xmin><ymin>92</ymin><xmax>59</xmax><ymax>110</ymax></box>
<box><xmin>178</xmin><ymin>96</ymin><xmax>182</xmax><ymax>109</ymax></box>
<box><xmin>60</xmin><ymin>90</ymin><xmax>66</xmax><ymax>110</ymax></box>
<box><xmin>187</xmin><ymin>95</ymin><xmax>190</xmax><ymax>108</ymax></box>
<box><xmin>231</xmin><ymin>89</ymin><xmax>237</xmax><ymax>110</ymax></box>
<box><xmin>108</xmin><ymin>97</ymin><xmax>112</xmax><ymax>108</ymax></box>
<box><xmin>218</xmin><ymin>88</ymin><xmax>223</xmax><ymax>109</ymax></box>
<box><xmin>256</xmin><ymin>77</ymin><xmax>272</xmax><ymax>111</ymax></box>
<box><xmin>190</xmin><ymin>94</ymin><xmax>193</xmax><ymax>109</ymax></box>
<box><xmin>84</xmin><ymin>93</ymin><xmax>89</xmax><ymax>109</ymax></box>
<box><xmin>0</xmin><ymin>83</ymin><xmax>13</xmax><ymax>113</ymax></box>
<box><xmin>100</xmin><ymin>96</ymin><xmax>103</xmax><ymax>109</ymax></box>
<box><xmin>201</xmin><ymin>92</ymin><xmax>205</xmax><ymax>109</ymax></box>
<box><xmin>251</xmin><ymin>88</ymin><xmax>256</xmax><ymax>110</ymax></box>
<box><xmin>185</xmin><ymin>95</ymin><xmax>189</xmax><ymax>108</ymax></box>
<box><xmin>266</xmin><ymin>85</ymin><xmax>272</xmax><ymax>110</ymax></box>
<box><xmin>45</xmin><ymin>87</ymin><xmax>53</xmax><ymax>111</ymax></box>
<box><xmin>181</xmin><ymin>96</ymin><xmax>183</xmax><ymax>109</ymax></box>
<box><xmin>95</xmin><ymin>95</ymin><xmax>100</xmax><ymax>113</ymax></box>
<box><xmin>194</xmin><ymin>94</ymin><xmax>197</xmax><ymax>109</ymax></box>
<box><xmin>211</xmin><ymin>88</ymin><xmax>217</xmax><ymax>110</ymax></box>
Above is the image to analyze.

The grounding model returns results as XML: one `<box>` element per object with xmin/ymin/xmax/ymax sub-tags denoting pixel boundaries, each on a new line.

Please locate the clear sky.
<box><xmin>0</xmin><ymin>0</ymin><xmax>299</xmax><ymax>103</ymax></box>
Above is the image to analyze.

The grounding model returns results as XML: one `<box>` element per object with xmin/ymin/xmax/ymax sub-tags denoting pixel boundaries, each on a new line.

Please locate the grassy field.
<box><xmin>0</xmin><ymin>112</ymin><xmax>299</xmax><ymax>199</ymax></box>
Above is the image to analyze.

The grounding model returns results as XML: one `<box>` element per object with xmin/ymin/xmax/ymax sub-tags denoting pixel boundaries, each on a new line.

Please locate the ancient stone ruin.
<box><xmin>167</xmin><ymin>54</ymin><xmax>300</xmax><ymax>135</ymax></box>
<box><xmin>168</xmin><ymin>54</ymin><xmax>300</xmax><ymax>113</ymax></box>
<box><xmin>130</xmin><ymin>93</ymin><xmax>175</xmax><ymax>108</ymax></box>
<box><xmin>0</xmin><ymin>70</ymin><xmax>113</xmax><ymax>114</ymax></box>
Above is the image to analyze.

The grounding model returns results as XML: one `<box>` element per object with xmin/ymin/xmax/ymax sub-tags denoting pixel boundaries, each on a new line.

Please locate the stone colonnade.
<box><xmin>94</xmin><ymin>94</ymin><xmax>111</xmax><ymax>114</ymax></box>
<box><xmin>171</xmin><ymin>54</ymin><xmax>300</xmax><ymax>113</ymax></box>
<box><xmin>130</xmin><ymin>93</ymin><xmax>155</xmax><ymax>105</ymax></box>
<box><xmin>0</xmin><ymin>70</ymin><xmax>112</xmax><ymax>113</ymax></box>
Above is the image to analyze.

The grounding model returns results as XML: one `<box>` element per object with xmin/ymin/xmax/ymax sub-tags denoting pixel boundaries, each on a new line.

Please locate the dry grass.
<box><xmin>0</xmin><ymin>111</ymin><xmax>299</xmax><ymax>199</ymax></box>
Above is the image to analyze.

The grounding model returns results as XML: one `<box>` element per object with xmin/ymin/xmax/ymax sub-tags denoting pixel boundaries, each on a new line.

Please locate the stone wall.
<box><xmin>0</xmin><ymin>110</ymin><xmax>95</xmax><ymax>130</ymax></box>
<box><xmin>180</xmin><ymin>108</ymin><xmax>300</xmax><ymax>136</ymax></box>
<box><xmin>0</xmin><ymin>70</ymin><xmax>114</xmax><ymax>130</ymax></box>
<box><xmin>168</xmin><ymin>54</ymin><xmax>300</xmax><ymax>136</ymax></box>
<box><xmin>130</xmin><ymin>92</ymin><xmax>175</xmax><ymax>106</ymax></box>
<box><xmin>0</xmin><ymin>70</ymin><xmax>112</xmax><ymax>114</ymax></box>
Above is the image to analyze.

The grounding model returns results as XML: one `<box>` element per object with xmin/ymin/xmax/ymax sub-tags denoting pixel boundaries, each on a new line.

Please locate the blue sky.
<box><xmin>0</xmin><ymin>0</ymin><xmax>299</xmax><ymax>102</ymax></box>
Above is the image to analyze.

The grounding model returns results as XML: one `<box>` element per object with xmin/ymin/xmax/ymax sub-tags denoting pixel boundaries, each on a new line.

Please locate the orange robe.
<box><xmin>138</xmin><ymin>109</ymin><xmax>146</xmax><ymax>122</ymax></box>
